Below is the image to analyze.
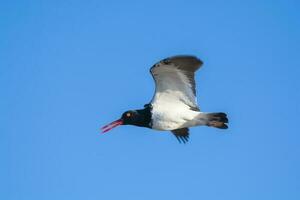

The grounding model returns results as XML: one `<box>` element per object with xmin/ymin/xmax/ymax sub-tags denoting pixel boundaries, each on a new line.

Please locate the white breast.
<box><xmin>151</xmin><ymin>101</ymin><xmax>199</xmax><ymax>131</ymax></box>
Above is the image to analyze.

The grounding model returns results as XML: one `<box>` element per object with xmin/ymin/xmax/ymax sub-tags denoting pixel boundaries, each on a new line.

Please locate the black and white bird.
<box><xmin>101</xmin><ymin>55</ymin><xmax>228</xmax><ymax>143</ymax></box>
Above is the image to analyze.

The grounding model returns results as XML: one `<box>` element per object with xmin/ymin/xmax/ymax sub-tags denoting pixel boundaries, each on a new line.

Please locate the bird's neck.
<box><xmin>135</xmin><ymin>104</ymin><xmax>152</xmax><ymax>128</ymax></box>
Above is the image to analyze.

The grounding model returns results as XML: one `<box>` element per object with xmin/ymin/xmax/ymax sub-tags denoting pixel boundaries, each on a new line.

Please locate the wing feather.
<box><xmin>150</xmin><ymin>55</ymin><xmax>203</xmax><ymax>111</ymax></box>
<box><xmin>171</xmin><ymin>128</ymin><xmax>190</xmax><ymax>143</ymax></box>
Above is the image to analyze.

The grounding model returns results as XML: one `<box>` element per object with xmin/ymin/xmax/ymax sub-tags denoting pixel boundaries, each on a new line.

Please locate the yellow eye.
<box><xmin>126</xmin><ymin>113</ymin><xmax>131</xmax><ymax>117</ymax></box>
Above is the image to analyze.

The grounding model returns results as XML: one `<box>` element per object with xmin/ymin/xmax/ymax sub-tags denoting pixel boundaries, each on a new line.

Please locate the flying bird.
<box><xmin>101</xmin><ymin>55</ymin><xmax>228</xmax><ymax>143</ymax></box>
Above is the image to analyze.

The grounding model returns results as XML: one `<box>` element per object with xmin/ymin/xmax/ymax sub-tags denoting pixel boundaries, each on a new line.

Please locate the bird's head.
<box><xmin>121</xmin><ymin>110</ymin><xmax>141</xmax><ymax>125</ymax></box>
<box><xmin>101</xmin><ymin>110</ymin><xmax>145</xmax><ymax>133</ymax></box>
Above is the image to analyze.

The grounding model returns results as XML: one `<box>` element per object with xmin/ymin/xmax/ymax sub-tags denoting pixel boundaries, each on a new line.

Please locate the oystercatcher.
<box><xmin>102</xmin><ymin>55</ymin><xmax>228</xmax><ymax>143</ymax></box>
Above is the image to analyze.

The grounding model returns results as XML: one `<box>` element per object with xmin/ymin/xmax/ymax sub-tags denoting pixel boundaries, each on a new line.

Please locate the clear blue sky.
<box><xmin>1</xmin><ymin>0</ymin><xmax>300</xmax><ymax>199</ymax></box>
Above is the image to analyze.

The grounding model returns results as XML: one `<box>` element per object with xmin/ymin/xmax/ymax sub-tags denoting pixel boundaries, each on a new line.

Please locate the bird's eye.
<box><xmin>126</xmin><ymin>113</ymin><xmax>131</xmax><ymax>117</ymax></box>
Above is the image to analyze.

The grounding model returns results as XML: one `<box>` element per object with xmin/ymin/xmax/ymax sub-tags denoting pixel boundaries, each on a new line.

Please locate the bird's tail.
<box><xmin>204</xmin><ymin>112</ymin><xmax>228</xmax><ymax>129</ymax></box>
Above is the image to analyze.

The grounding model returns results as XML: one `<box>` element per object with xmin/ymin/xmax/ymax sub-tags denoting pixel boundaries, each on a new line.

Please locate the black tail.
<box><xmin>206</xmin><ymin>112</ymin><xmax>228</xmax><ymax>129</ymax></box>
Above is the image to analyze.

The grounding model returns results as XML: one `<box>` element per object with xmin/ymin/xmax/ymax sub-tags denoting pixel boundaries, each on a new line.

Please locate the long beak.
<box><xmin>101</xmin><ymin>119</ymin><xmax>123</xmax><ymax>133</ymax></box>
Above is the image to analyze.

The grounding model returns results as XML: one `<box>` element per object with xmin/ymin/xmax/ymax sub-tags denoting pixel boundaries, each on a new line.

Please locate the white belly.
<box><xmin>151</xmin><ymin>102</ymin><xmax>200</xmax><ymax>131</ymax></box>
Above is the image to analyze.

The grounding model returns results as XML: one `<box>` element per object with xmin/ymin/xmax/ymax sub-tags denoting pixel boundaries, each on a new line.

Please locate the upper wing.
<box><xmin>150</xmin><ymin>55</ymin><xmax>203</xmax><ymax>110</ymax></box>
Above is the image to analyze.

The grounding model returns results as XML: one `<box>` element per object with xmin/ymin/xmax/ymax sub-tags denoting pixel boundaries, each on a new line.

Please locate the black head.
<box><xmin>101</xmin><ymin>107</ymin><xmax>152</xmax><ymax>133</ymax></box>
<box><xmin>121</xmin><ymin>110</ymin><xmax>141</xmax><ymax>125</ymax></box>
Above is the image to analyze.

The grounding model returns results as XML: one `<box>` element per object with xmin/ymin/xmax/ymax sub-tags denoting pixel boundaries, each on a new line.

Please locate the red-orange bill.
<box><xmin>101</xmin><ymin>119</ymin><xmax>123</xmax><ymax>133</ymax></box>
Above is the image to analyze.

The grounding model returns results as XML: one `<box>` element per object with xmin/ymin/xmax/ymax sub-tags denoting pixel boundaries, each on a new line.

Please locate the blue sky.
<box><xmin>1</xmin><ymin>0</ymin><xmax>300</xmax><ymax>199</ymax></box>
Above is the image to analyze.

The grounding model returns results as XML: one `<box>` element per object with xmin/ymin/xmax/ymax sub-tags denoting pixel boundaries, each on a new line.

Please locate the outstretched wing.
<box><xmin>150</xmin><ymin>55</ymin><xmax>203</xmax><ymax>111</ymax></box>
<box><xmin>171</xmin><ymin>128</ymin><xmax>190</xmax><ymax>143</ymax></box>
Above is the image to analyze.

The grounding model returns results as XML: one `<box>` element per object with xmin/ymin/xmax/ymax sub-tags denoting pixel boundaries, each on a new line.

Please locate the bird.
<box><xmin>101</xmin><ymin>55</ymin><xmax>228</xmax><ymax>143</ymax></box>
